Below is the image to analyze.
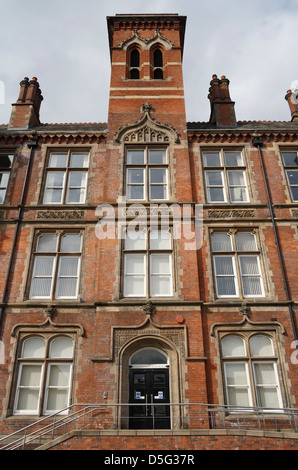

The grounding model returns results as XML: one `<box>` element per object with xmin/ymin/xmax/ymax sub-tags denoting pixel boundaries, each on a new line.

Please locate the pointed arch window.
<box><xmin>152</xmin><ymin>47</ymin><xmax>164</xmax><ymax>80</ymax></box>
<box><xmin>129</xmin><ymin>48</ymin><xmax>140</xmax><ymax>80</ymax></box>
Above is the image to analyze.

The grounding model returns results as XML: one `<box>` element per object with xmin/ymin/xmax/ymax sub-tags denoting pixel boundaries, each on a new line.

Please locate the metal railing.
<box><xmin>0</xmin><ymin>403</ymin><xmax>297</xmax><ymax>450</ymax></box>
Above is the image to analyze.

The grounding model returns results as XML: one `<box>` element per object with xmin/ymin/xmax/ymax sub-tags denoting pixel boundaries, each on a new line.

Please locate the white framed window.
<box><xmin>281</xmin><ymin>151</ymin><xmax>298</xmax><ymax>202</ymax></box>
<box><xmin>0</xmin><ymin>154</ymin><xmax>14</xmax><ymax>204</ymax></box>
<box><xmin>29</xmin><ymin>232</ymin><xmax>82</xmax><ymax>300</ymax></box>
<box><xmin>14</xmin><ymin>336</ymin><xmax>74</xmax><ymax>415</ymax></box>
<box><xmin>203</xmin><ymin>150</ymin><xmax>249</xmax><ymax>203</ymax></box>
<box><xmin>126</xmin><ymin>147</ymin><xmax>168</xmax><ymax>201</ymax></box>
<box><xmin>221</xmin><ymin>334</ymin><xmax>283</xmax><ymax>410</ymax></box>
<box><xmin>123</xmin><ymin>228</ymin><xmax>173</xmax><ymax>298</ymax></box>
<box><xmin>43</xmin><ymin>150</ymin><xmax>89</xmax><ymax>204</ymax></box>
<box><xmin>211</xmin><ymin>231</ymin><xmax>265</xmax><ymax>298</ymax></box>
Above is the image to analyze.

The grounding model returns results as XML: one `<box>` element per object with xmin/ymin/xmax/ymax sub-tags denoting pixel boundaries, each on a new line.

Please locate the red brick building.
<box><xmin>0</xmin><ymin>13</ymin><xmax>297</xmax><ymax>450</ymax></box>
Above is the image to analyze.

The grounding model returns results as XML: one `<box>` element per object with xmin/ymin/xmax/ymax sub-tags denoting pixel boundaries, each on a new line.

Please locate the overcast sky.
<box><xmin>0</xmin><ymin>0</ymin><xmax>297</xmax><ymax>125</ymax></box>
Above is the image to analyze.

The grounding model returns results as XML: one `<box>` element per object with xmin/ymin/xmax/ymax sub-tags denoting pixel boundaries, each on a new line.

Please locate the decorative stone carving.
<box><xmin>124</xmin><ymin>125</ymin><xmax>170</xmax><ymax>143</ymax></box>
<box><xmin>141</xmin><ymin>102</ymin><xmax>153</xmax><ymax>114</ymax></box>
<box><xmin>119</xmin><ymin>29</ymin><xmax>174</xmax><ymax>50</ymax></box>
<box><xmin>208</xmin><ymin>209</ymin><xmax>256</xmax><ymax>219</ymax></box>
<box><xmin>45</xmin><ymin>305</ymin><xmax>57</xmax><ymax>321</ymax></box>
<box><xmin>239</xmin><ymin>302</ymin><xmax>251</xmax><ymax>317</ymax></box>
<box><xmin>114</xmin><ymin>102</ymin><xmax>180</xmax><ymax>144</ymax></box>
<box><xmin>123</xmin><ymin>205</ymin><xmax>173</xmax><ymax>217</ymax></box>
<box><xmin>142</xmin><ymin>301</ymin><xmax>155</xmax><ymax>316</ymax></box>
<box><xmin>36</xmin><ymin>210</ymin><xmax>85</xmax><ymax>220</ymax></box>
<box><xmin>113</xmin><ymin>317</ymin><xmax>186</xmax><ymax>360</ymax></box>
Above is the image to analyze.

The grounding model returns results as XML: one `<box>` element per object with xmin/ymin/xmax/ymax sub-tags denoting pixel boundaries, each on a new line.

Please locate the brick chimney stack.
<box><xmin>285</xmin><ymin>90</ymin><xmax>298</xmax><ymax>122</ymax></box>
<box><xmin>208</xmin><ymin>75</ymin><xmax>237</xmax><ymax>127</ymax></box>
<box><xmin>8</xmin><ymin>77</ymin><xmax>43</xmax><ymax>129</ymax></box>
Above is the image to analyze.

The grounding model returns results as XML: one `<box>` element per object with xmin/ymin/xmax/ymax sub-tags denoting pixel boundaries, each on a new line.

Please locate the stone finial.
<box><xmin>141</xmin><ymin>102</ymin><xmax>153</xmax><ymax>114</ymax></box>
<box><xmin>239</xmin><ymin>302</ymin><xmax>251</xmax><ymax>317</ymax></box>
<box><xmin>142</xmin><ymin>301</ymin><xmax>156</xmax><ymax>316</ymax></box>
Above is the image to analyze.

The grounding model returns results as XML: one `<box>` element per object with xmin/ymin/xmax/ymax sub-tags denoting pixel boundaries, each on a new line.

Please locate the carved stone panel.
<box><xmin>113</xmin><ymin>317</ymin><xmax>186</xmax><ymax>361</ymax></box>
<box><xmin>36</xmin><ymin>210</ymin><xmax>85</xmax><ymax>220</ymax></box>
<box><xmin>208</xmin><ymin>209</ymin><xmax>256</xmax><ymax>219</ymax></box>
<box><xmin>114</xmin><ymin>103</ymin><xmax>180</xmax><ymax>144</ymax></box>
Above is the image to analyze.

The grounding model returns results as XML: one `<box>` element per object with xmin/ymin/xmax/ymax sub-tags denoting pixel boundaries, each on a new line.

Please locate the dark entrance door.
<box><xmin>129</xmin><ymin>368</ymin><xmax>170</xmax><ymax>429</ymax></box>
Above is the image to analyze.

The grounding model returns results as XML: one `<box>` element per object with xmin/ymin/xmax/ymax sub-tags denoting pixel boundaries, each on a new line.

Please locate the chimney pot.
<box><xmin>8</xmin><ymin>76</ymin><xmax>43</xmax><ymax>129</ymax></box>
<box><xmin>208</xmin><ymin>75</ymin><xmax>237</xmax><ymax>127</ymax></box>
<box><xmin>285</xmin><ymin>90</ymin><xmax>298</xmax><ymax>122</ymax></box>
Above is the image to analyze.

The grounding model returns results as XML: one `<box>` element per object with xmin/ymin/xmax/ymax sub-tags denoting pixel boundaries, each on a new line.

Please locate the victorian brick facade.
<box><xmin>0</xmin><ymin>14</ymin><xmax>297</xmax><ymax>450</ymax></box>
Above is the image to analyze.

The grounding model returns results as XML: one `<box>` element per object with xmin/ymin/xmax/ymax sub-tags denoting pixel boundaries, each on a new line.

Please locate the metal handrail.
<box><xmin>0</xmin><ymin>404</ymin><xmax>104</xmax><ymax>450</ymax></box>
<box><xmin>0</xmin><ymin>403</ymin><xmax>297</xmax><ymax>450</ymax></box>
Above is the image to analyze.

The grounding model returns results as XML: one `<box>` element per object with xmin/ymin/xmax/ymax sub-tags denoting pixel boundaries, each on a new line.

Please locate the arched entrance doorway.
<box><xmin>129</xmin><ymin>348</ymin><xmax>170</xmax><ymax>429</ymax></box>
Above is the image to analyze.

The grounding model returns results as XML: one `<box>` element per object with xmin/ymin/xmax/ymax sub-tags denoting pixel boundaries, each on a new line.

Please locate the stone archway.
<box><xmin>113</xmin><ymin>316</ymin><xmax>187</xmax><ymax>429</ymax></box>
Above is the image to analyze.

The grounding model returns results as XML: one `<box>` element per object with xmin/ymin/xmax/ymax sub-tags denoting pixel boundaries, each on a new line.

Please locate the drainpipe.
<box><xmin>0</xmin><ymin>134</ymin><xmax>38</xmax><ymax>330</ymax></box>
<box><xmin>252</xmin><ymin>137</ymin><xmax>298</xmax><ymax>346</ymax></box>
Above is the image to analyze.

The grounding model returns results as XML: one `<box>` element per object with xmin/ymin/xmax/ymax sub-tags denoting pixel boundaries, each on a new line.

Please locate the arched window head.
<box><xmin>249</xmin><ymin>335</ymin><xmax>274</xmax><ymax>357</ymax></box>
<box><xmin>129</xmin><ymin>348</ymin><xmax>168</xmax><ymax>367</ymax></box>
<box><xmin>129</xmin><ymin>48</ymin><xmax>140</xmax><ymax>80</ymax></box>
<box><xmin>49</xmin><ymin>336</ymin><xmax>74</xmax><ymax>358</ymax></box>
<box><xmin>22</xmin><ymin>336</ymin><xmax>46</xmax><ymax>358</ymax></box>
<box><xmin>221</xmin><ymin>335</ymin><xmax>246</xmax><ymax>357</ymax></box>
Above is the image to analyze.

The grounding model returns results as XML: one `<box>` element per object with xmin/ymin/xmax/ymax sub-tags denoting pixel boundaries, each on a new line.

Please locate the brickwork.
<box><xmin>0</xmin><ymin>13</ymin><xmax>297</xmax><ymax>450</ymax></box>
<box><xmin>46</xmin><ymin>432</ymin><xmax>298</xmax><ymax>451</ymax></box>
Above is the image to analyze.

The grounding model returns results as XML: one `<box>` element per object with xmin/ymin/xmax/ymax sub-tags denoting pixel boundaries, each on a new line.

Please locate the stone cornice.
<box><xmin>0</xmin><ymin>131</ymin><xmax>107</xmax><ymax>145</ymax></box>
<box><xmin>187</xmin><ymin>130</ymin><xmax>298</xmax><ymax>144</ymax></box>
<box><xmin>107</xmin><ymin>14</ymin><xmax>185</xmax><ymax>31</ymax></box>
